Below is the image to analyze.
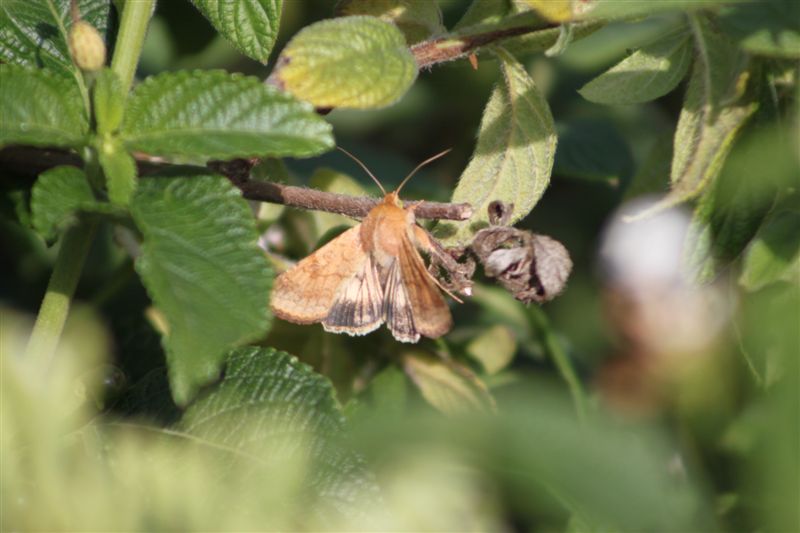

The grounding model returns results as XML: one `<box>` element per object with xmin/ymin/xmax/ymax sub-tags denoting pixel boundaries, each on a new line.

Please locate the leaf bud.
<box><xmin>69</xmin><ymin>21</ymin><xmax>106</xmax><ymax>71</ymax></box>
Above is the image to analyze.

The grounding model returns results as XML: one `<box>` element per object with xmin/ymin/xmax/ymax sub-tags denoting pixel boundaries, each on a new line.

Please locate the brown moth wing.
<box><xmin>385</xmin><ymin>260</ymin><xmax>418</xmax><ymax>343</ymax></box>
<box><xmin>398</xmin><ymin>234</ymin><xmax>452</xmax><ymax>339</ymax></box>
<box><xmin>323</xmin><ymin>255</ymin><xmax>384</xmax><ymax>335</ymax></box>
<box><xmin>271</xmin><ymin>226</ymin><xmax>367</xmax><ymax>324</ymax></box>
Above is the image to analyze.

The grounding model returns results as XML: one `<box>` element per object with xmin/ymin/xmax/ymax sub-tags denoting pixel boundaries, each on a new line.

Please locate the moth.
<box><xmin>270</xmin><ymin>149</ymin><xmax>458</xmax><ymax>343</ymax></box>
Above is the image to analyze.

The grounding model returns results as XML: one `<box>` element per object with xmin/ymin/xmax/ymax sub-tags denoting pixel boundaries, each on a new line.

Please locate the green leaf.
<box><xmin>93</xmin><ymin>68</ymin><xmax>126</xmax><ymax>135</ymax></box>
<box><xmin>130</xmin><ymin>171</ymin><xmax>272</xmax><ymax>405</ymax></box>
<box><xmin>120</xmin><ymin>70</ymin><xmax>333</xmax><ymax>159</ymax></box>
<box><xmin>630</xmin><ymin>16</ymin><xmax>758</xmax><ymax>219</ymax></box>
<box><xmin>466</xmin><ymin>325</ymin><xmax>517</xmax><ymax>375</ymax></box>
<box><xmin>740</xmin><ymin>211</ymin><xmax>800</xmax><ymax>291</ymax></box>
<box><xmin>579</xmin><ymin>31</ymin><xmax>693</xmax><ymax>105</ymax></box>
<box><xmin>98</xmin><ymin>141</ymin><xmax>137</xmax><ymax>206</ymax></box>
<box><xmin>336</xmin><ymin>0</ymin><xmax>444</xmax><ymax>44</ymax></box>
<box><xmin>273</xmin><ymin>16</ymin><xmax>418</xmax><ymax>109</ymax></box>
<box><xmin>453</xmin><ymin>0</ymin><xmax>512</xmax><ymax>30</ymax></box>
<box><xmin>683</xmin><ymin>124</ymin><xmax>799</xmax><ymax>282</ymax></box>
<box><xmin>0</xmin><ymin>64</ymin><xmax>88</xmax><ymax>148</ymax></box>
<box><xmin>0</xmin><ymin>0</ymin><xmax>112</xmax><ymax>77</ymax></box>
<box><xmin>718</xmin><ymin>0</ymin><xmax>800</xmax><ymax>59</ymax></box>
<box><xmin>402</xmin><ymin>349</ymin><xmax>495</xmax><ymax>415</ymax></box>
<box><xmin>683</xmin><ymin>169</ymin><xmax>773</xmax><ymax>284</ymax></box>
<box><xmin>180</xmin><ymin>346</ymin><xmax>377</xmax><ymax>513</ymax></box>
<box><xmin>437</xmin><ymin>47</ymin><xmax>556</xmax><ymax>246</ymax></box>
<box><xmin>30</xmin><ymin>165</ymin><xmax>96</xmax><ymax>241</ymax></box>
<box><xmin>586</xmin><ymin>0</ymin><xmax>734</xmax><ymax>21</ymax></box>
<box><xmin>190</xmin><ymin>0</ymin><xmax>282</xmax><ymax>63</ymax></box>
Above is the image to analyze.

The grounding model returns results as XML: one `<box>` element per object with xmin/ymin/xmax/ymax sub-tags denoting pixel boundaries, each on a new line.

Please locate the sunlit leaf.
<box><xmin>579</xmin><ymin>31</ymin><xmax>692</xmax><ymax>105</ymax></box>
<box><xmin>517</xmin><ymin>0</ymin><xmax>591</xmax><ymax>22</ymax></box>
<box><xmin>191</xmin><ymin>0</ymin><xmax>282</xmax><ymax>62</ymax></box>
<box><xmin>0</xmin><ymin>64</ymin><xmax>88</xmax><ymax>149</ymax></box>
<box><xmin>630</xmin><ymin>15</ymin><xmax>758</xmax><ymax>219</ymax></box>
<box><xmin>121</xmin><ymin>70</ymin><xmax>333</xmax><ymax>159</ymax></box>
<box><xmin>336</xmin><ymin>0</ymin><xmax>444</xmax><ymax>43</ymax></box>
<box><xmin>740</xmin><ymin>211</ymin><xmax>800</xmax><ymax>291</ymax></box>
<box><xmin>437</xmin><ymin>47</ymin><xmax>556</xmax><ymax>246</ymax></box>
<box><xmin>130</xmin><ymin>171</ymin><xmax>272</xmax><ymax>405</ymax></box>
<box><xmin>273</xmin><ymin>16</ymin><xmax>417</xmax><ymax>109</ymax></box>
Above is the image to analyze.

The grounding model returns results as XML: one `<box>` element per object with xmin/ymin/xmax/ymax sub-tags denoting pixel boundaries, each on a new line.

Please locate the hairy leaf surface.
<box><xmin>0</xmin><ymin>65</ymin><xmax>88</xmax><ymax>149</ymax></box>
<box><xmin>631</xmin><ymin>16</ymin><xmax>758</xmax><ymax>219</ymax></box>
<box><xmin>438</xmin><ymin>47</ymin><xmax>556</xmax><ymax>246</ymax></box>
<box><xmin>130</xmin><ymin>172</ymin><xmax>272</xmax><ymax>405</ymax></box>
<box><xmin>273</xmin><ymin>16</ymin><xmax>417</xmax><ymax>109</ymax></box>
<box><xmin>181</xmin><ymin>346</ymin><xmax>378</xmax><ymax>515</ymax></box>
<box><xmin>121</xmin><ymin>70</ymin><xmax>333</xmax><ymax>159</ymax></box>
<box><xmin>191</xmin><ymin>0</ymin><xmax>282</xmax><ymax>62</ymax></box>
<box><xmin>30</xmin><ymin>165</ymin><xmax>96</xmax><ymax>241</ymax></box>
<box><xmin>579</xmin><ymin>31</ymin><xmax>693</xmax><ymax>105</ymax></box>
<box><xmin>99</xmin><ymin>143</ymin><xmax>137</xmax><ymax>206</ymax></box>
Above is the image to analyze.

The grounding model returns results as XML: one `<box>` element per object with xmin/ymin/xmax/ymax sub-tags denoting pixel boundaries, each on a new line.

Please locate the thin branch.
<box><xmin>0</xmin><ymin>147</ymin><xmax>473</xmax><ymax>221</ymax></box>
<box><xmin>411</xmin><ymin>23</ymin><xmax>554</xmax><ymax>68</ymax></box>
<box><xmin>210</xmin><ymin>158</ymin><xmax>472</xmax><ymax>221</ymax></box>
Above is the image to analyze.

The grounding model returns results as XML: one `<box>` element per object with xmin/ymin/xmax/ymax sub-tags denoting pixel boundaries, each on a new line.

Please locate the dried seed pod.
<box><xmin>471</xmin><ymin>201</ymin><xmax>572</xmax><ymax>303</ymax></box>
<box><xmin>69</xmin><ymin>21</ymin><xmax>106</xmax><ymax>71</ymax></box>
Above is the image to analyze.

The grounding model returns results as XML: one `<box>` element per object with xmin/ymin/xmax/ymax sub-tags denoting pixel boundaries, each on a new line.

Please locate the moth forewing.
<box><xmin>398</xmin><ymin>234</ymin><xmax>452</xmax><ymax>339</ymax></box>
<box><xmin>270</xmin><ymin>225</ymin><xmax>368</xmax><ymax>324</ymax></box>
<box><xmin>322</xmin><ymin>255</ymin><xmax>384</xmax><ymax>335</ymax></box>
<box><xmin>384</xmin><ymin>260</ymin><xmax>419</xmax><ymax>343</ymax></box>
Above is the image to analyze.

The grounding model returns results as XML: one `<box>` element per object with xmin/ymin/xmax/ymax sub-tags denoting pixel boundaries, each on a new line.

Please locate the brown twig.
<box><xmin>0</xmin><ymin>146</ymin><xmax>473</xmax><ymax>221</ymax></box>
<box><xmin>209</xmin><ymin>158</ymin><xmax>471</xmax><ymax>221</ymax></box>
<box><xmin>238</xmin><ymin>179</ymin><xmax>471</xmax><ymax>220</ymax></box>
<box><xmin>411</xmin><ymin>23</ymin><xmax>555</xmax><ymax>68</ymax></box>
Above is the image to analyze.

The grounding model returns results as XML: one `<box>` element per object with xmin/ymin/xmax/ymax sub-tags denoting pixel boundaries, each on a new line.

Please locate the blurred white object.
<box><xmin>598</xmin><ymin>197</ymin><xmax>733</xmax><ymax>360</ymax></box>
<box><xmin>599</xmin><ymin>196</ymin><xmax>693</xmax><ymax>289</ymax></box>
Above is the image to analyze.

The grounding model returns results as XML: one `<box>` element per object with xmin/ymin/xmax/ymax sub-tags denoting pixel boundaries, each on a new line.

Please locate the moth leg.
<box><xmin>411</xmin><ymin>225</ymin><xmax>464</xmax><ymax>303</ymax></box>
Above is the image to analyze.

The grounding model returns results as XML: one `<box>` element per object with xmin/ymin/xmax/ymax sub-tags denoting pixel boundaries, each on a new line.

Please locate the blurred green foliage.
<box><xmin>1</xmin><ymin>0</ymin><xmax>798</xmax><ymax>531</ymax></box>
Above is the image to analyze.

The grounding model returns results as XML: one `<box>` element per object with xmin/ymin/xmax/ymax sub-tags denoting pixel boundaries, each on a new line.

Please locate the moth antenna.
<box><xmin>396</xmin><ymin>148</ymin><xmax>452</xmax><ymax>195</ymax></box>
<box><xmin>336</xmin><ymin>146</ymin><xmax>386</xmax><ymax>195</ymax></box>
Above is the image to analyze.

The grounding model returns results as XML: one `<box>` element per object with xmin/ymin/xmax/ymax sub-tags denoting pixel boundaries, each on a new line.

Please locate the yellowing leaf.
<box><xmin>466</xmin><ymin>325</ymin><xmax>517</xmax><ymax>374</ymax></box>
<box><xmin>402</xmin><ymin>350</ymin><xmax>495</xmax><ymax>415</ymax></box>
<box><xmin>273</xmin><ymin>16</ymin><xmax>418</xmax><ymax>109</ymax></box>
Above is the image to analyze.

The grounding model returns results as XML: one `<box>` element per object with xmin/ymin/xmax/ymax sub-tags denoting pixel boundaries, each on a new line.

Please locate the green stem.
<box><xmin>110</xmin><ymin>0</ymin><xmax>155</xmax><ymax>92</ymax></box>
<box><xmin>529</xmin><ymin>306</ymin><xmax>588</xmax><ymax>422</ymax></box>
<box><xmin>24</xmin><ymin>221</ymin><xmax>97</xmax><ymax>367</ymax></box>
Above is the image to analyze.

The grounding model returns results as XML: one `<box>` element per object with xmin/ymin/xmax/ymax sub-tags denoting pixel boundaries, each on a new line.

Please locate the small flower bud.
<box><xmin>68</xmin><ymin>21</ymin><xmax>106</xmax><ymax>72</ymax></box>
